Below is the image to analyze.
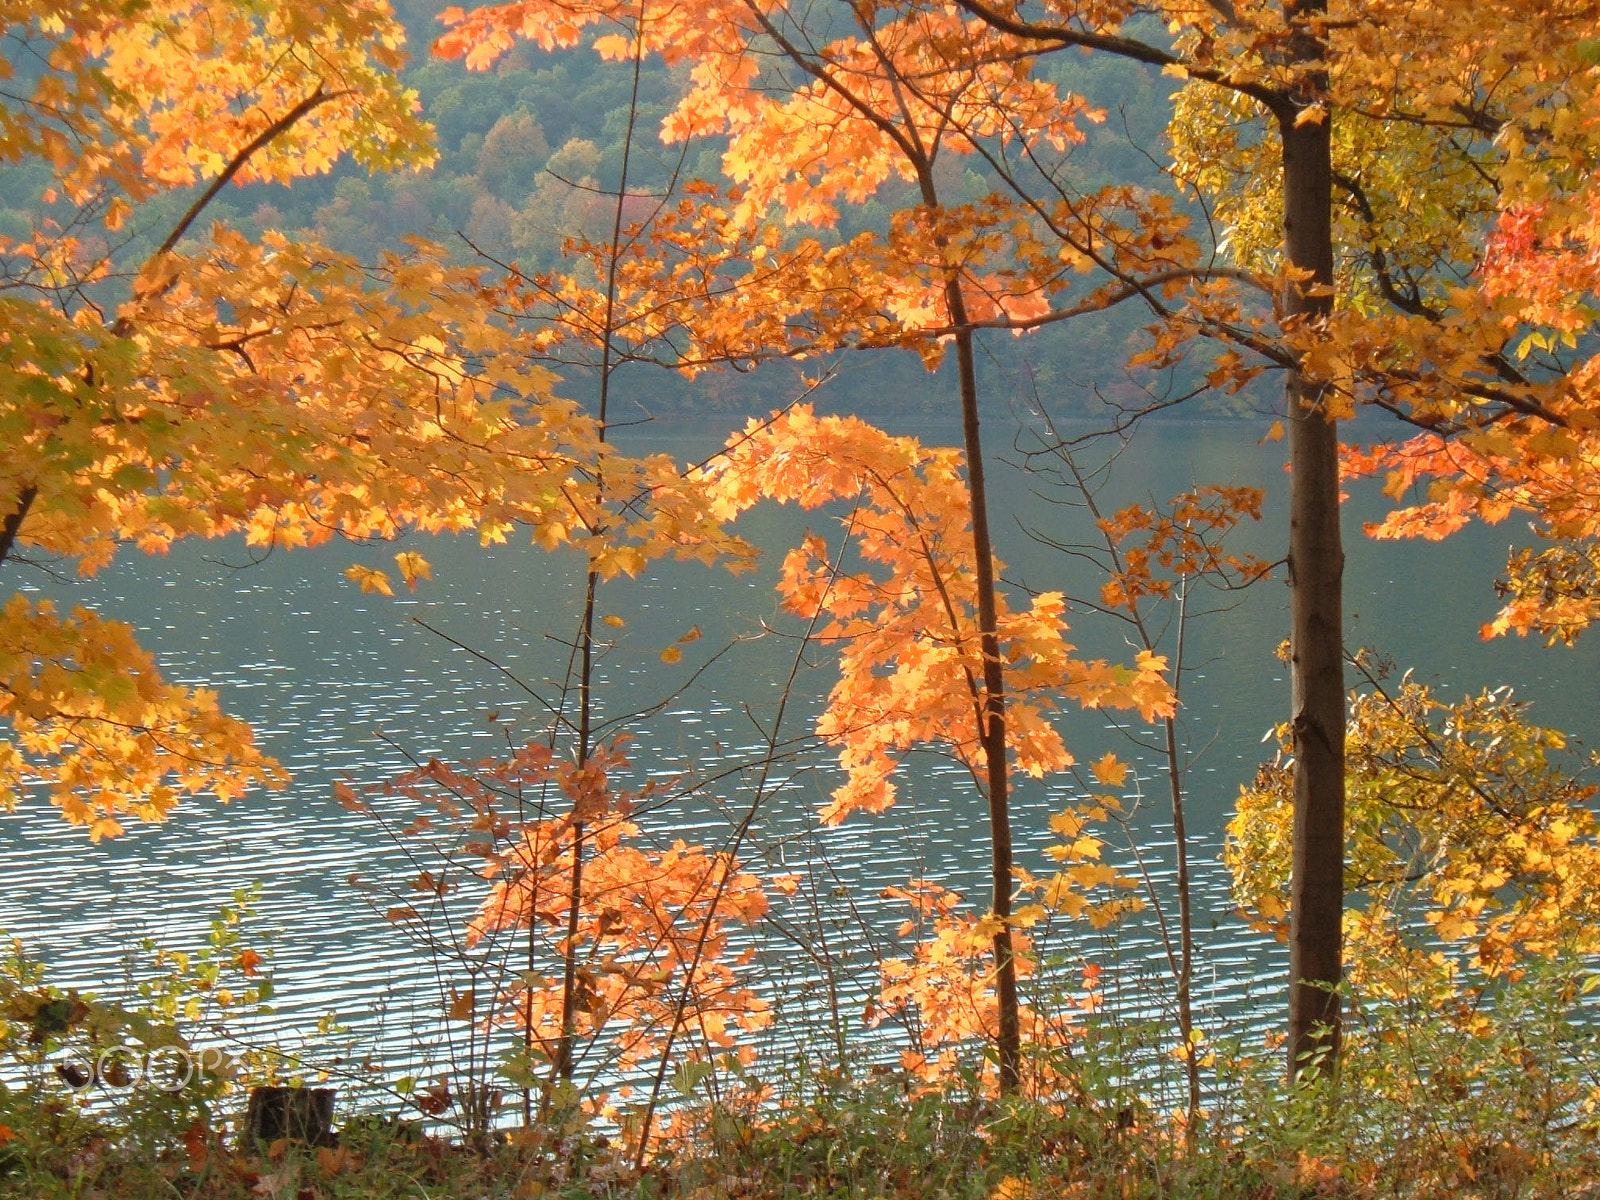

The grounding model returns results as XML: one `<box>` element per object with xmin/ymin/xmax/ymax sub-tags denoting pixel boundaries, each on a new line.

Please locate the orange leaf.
<box><xmin>1089</xmin><ymin>752</ymin><xmax>1128</xmax><ymax>787</ymax></box>
<box><xmin>345</xmin><ymin>565</ymin><xmax>394</xmax><ymax>596</ymax></box>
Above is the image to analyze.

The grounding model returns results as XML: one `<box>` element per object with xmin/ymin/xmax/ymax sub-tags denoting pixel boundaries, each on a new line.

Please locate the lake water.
<box><xmin>2</xmin><ymin>413</ymin><xmax>1596</xmax><ymax>1106</ymax></box>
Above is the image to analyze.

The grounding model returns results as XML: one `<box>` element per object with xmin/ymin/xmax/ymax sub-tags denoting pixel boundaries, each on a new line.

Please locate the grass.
<box><xmin>7</xmin><ymin>1031</ymin><xmax>1600</xmax><ymax>1200</ymax></box>
<box><xmin>7</xmin><ymin>902</ymin><xmax>1600</xmax><ymax>1199</ymax></box>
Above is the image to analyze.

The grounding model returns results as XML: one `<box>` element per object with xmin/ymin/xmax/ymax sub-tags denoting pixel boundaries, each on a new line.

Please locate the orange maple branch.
<box><xmin>950</xmin><ymin>265</ymin><xmax>1276</xmax><ymax>327</ymax></box>
<box><xmin>110</xmin><ymin>85</ymin><xmax>349</xmax><ymax>337</ymax></box>
<box><xmin>739</xmin><ymin>0</ymin><xmax>926</xmax><ymax>170</ymax></box>
<box><xmin>1375</xmin><ymin>368</ymin><xmax>1570</xmax><ymax>430</ymax></box>
<box><xmin>864</xmin><ymin>466</ymin><xmax>986</xmax><ymax>735</ymax></box>
<box><xmin>154</xmin><ymin>85</ymin><xmax>348</xmax><ymax>260</ymax></box>
<box><xmin>847</xmin><ymin>0</ymin><xmax>963</xmax><ymax>168</ymax></box>
<box><xmin>947</xmin><ymin>116</ymin><xmax>1293</xmax><ymax>365</ymax></box>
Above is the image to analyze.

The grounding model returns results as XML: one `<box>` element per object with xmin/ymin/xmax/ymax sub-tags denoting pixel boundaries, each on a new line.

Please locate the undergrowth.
<box><xmin>5</xmin><ymin>964</ymin><xmax>1600</xmax><ymax>1200</ymax></box>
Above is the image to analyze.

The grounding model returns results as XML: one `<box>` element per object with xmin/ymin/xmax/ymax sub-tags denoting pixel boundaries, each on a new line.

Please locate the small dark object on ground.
<box><xmin>242</xmin><ymin>1086</ymin><xmax>336</xmax><ymax>1148</ymax></box>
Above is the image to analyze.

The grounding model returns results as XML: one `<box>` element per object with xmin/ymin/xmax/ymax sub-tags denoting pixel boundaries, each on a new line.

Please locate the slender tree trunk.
<box><xmin>1280</xmin><ymin>0</ymin><xmax>1345</xmax><ymax>1080</ymax></box>
<box><xmin>553</xmin><ymin>568</ymin><xmax>597</xmax><ymax>1086</ymax></box>
<box><xmin>554</xmin><ymin>4</ymin><xmax>646</xmax><ymax>1093</ymax></box>
<box><xmin>946</xmin><ymin>280</ymin><xmax>1022</xmax><ymax>1094</ymax></box>
<box><xmin>949</xmin><ymin>0</ymin><xmax>1349</xmax><ymax>1082</ymax></box>
<box><xmin>1069</xmin><ymin>458</ymin><xmax>1202</xmax><ymax>1117</ymax></box>
<box><xmin>1163</xmin><ymin>581</ymin><xmax>1200</xmax><ymax>1120</ymax></box>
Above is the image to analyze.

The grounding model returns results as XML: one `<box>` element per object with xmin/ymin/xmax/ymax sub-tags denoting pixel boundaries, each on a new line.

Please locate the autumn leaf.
<box><xmin>415</xmin><ymin>1080</ymin><xmax>452</xmax><ymax>1116</ymax></box>
<box><xmin>1067</xmin><ymin>862</ymin><xmax>1122</xmax><ymax>889</ymax></box>
<box><xmin>447</xmin><ymin>989</ymin><xmax>476</xmax><ymax>1021</ymax></box>
<box><xmin>704</xmin><ymin>407</ymin><xmax>1173</xmax><ymax>824</ymax></box>
<box><xmin>1089</xmin><ymin>752</ymin><xmax>1129</xmax><ymax>787</ymax></box>
<box><xmin>1230</xmin><ymin>674</ymin><xmax>1600</xmax><ymax>983</ymax></box>
<box><xmin>394</xmin><ymin>551</ymin><xmax>433</xmax><ymax>591</ymax></box>
<box><xmin>345</xmin><ymin>565</ymin><xmax>394</xmax><ymax>596</ymax></box>
<box><xmin>333</xmin><ymin>780</ymin><xmax>371</xmax><ymax>815</ymax></box>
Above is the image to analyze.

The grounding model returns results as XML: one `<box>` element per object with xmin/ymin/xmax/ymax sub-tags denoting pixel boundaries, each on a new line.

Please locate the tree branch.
<box><xmin>0</xmin><ymin>485</ymin><xmax>38</xmax><ymax>567</ymax></box>
<box><xmin>111</xmin><ymin>84</ymin><xmax>349</xmax><ymax>336</ymax></box>
<box><xmin>947</xmin><ymin>0</ymin><xmax>1286</xmax><ymax>111</ymax></box>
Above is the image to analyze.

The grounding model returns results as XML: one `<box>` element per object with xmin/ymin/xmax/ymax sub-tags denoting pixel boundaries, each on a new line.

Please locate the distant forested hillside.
<box><xmin>0</xmin><ymin>0</ymin><xmax>1254</xmax><ymax>422</ymax></box>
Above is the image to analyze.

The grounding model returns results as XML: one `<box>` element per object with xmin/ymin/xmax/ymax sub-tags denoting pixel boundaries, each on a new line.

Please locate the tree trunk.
<box><xmin>947</xmin><ymin>279</ymin><xmax>1022</xmax><ymax>1095</ymax></box>
<box><xmin>1280</xmin><ymin>0</ymin><xmax>1345</xmax><ymax>1080</ymax></box>
<box><xmin>242</xmin><ymin>1086</ymin><xmax>336</xmax><ymax>1147</ymax></box>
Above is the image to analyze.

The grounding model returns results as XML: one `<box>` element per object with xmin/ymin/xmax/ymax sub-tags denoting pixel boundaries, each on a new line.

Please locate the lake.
<box><xmin>2</xmin><ymin>412</ymin><xmax>1595</xmax><ymax>1105</ymax></box>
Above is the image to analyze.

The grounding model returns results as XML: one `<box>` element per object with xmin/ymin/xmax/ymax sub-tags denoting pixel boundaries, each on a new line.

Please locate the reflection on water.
<box><xmin>1</xmin><ymin>417</ymin><xmax>1595</xmax><ymax>1093</ymax></box>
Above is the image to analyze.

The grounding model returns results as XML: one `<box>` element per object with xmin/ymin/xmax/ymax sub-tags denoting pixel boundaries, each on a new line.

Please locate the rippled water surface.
<box><xmin>3</xmin><ymin>416</ymin><xmax>1596</xmax><ymax>1097</ymax></box>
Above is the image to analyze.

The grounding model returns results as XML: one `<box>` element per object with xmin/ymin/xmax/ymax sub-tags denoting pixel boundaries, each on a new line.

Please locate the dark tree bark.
<box><xmin>1280</xmin><ymin>0</ymin><xmax>1346</xmax><ymax>1080</ymax></box>
<box><xmin>947</xmin><ymin>279</ymin><xmax>1022</xmax><ymax>1094</ymax></box>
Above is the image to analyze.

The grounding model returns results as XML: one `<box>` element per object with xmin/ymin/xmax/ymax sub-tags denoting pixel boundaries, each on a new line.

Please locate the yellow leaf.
<box><xmin>990</xmin><ymin>1176</ymin><xmax>1035</xmax><ymax>1200</ymax></box>
<box><xmin>1044</xmin><ymin>875</ymin><xmax>1086</xmax><ymax>914</ymax></box>
<box><xmin>1012</xmin><ymin>903</ymin><xmax>1047</xmax><ymax>928</ymax></box>
<box><xmin>660</xmin><ymin>645</ymin><xmax>683</xmax><ymax>664</ymax></box>
<box><xmin>1089</xmin><ymin>752</ymin><xmax>1128</xmax><ymax>787</ymax></box>
<box><xmin>1261</xmin><ymin>420</ymin><xmax>1285</xmax><ymax>444</ymax></box>
<box><xmin>345</xmin><ymin>565</ymin><xmax>394</xmax><ymax>596</ymax></box>
<box><xmin>1068</xmin><ymin>862</ymin><xmax>1120</xmax><ymax>889</ymax></box>
<box><xmin>1430</xmin><ymin>909</ymin><xmax>1477</xmax><ymax>941</ymax></box>
<box><xmin>447</xmin><ymin>989</ymin><xmax>476</xmax><ymax>1021</ymax></box>
<box><xmin>1049</xmin><ymin>808</ymin><xmax>1087</xmax><ymax>839</ymax></box>
<box><xmin>602</xmin><ymin>614</ymin><xmax>626</xmax><ymax>628</ymax></box>
<box><xmin>394</xmin><ymin>551</ymin><xmax>433</xmax><ymax>591</ymax></box>
<box><xmin>972</xmin><ymin>913</ymin><xmax>1006</xmax><ymax>940</ymax></box>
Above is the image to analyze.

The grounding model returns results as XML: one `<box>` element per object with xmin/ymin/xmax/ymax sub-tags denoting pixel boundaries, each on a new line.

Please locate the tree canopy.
<box><xmin>0</xmin><ymin>0</ymin><xmax>740</xmax><ymax>836</ymax></box>
<box><xmin>6</xmin><ymin>0</ymin><xmax>1600</xmax><ymax>1110</ymax></box>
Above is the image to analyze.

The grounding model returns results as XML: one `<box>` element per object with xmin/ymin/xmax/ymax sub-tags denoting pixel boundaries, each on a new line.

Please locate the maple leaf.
<box><xmin>1089</xmin><ymin>752</ymin><xmax>1129</xmax><ymax>787</ymax></box>
<box><xmin>345</xmin><ymin>565</ymin><xmax>394</xmax><ymax>596</ymax></box>
<box><xmin>0</xmin><ymin>2</ymin><xmax>758</xmax><ymax>835</ymax></box>
<box><xmin>394</xmin><ymin>551</ymin><xmax>433</xmax><ymax>591</ymax></box>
